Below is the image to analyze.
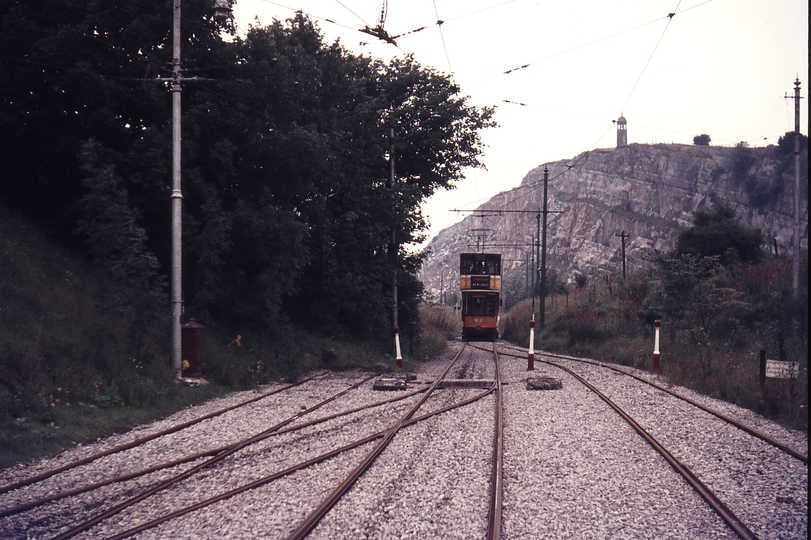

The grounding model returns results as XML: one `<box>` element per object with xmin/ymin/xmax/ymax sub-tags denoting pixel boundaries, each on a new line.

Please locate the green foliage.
<box><xmin>772</xmin><ymin>131</ymin><xmax>809</xmax><ymax>205</ymax></box>
<box><xmin>730</xmin><ymin>143</ymin><xmax>786</xmax><ymax>208</ymax></box>
<box><xmin>656</xmin><ymin>253</ymin><xmax>747</xmax><ymax>336</ymax></box>
<box><xmin>693</xmin><ymin>134</ymin><xmax>711</xmax><ymax>146</ymax></box>
<box><xmin>676</xmin><ymin>203</ymin><xmax>763</xmax><ymax>265</ymax></box>
<box><xmin>0</xmin><ymin>6</ymin><xmax>494</xmax><ymax>343</ymax></box>
<box><xmin>498</xmin><ymin>205</ymin><xmax>807</xmax><ymax>430</ymax></box>
<box><xmin>498</xmin><ymin>193</ymin><xmax>808</xmax><ymax>429</ymax></box>
<box><xmin>566</xmin><ymin>308</ymin><xmax>605</xmax><ymax>343</ymax></box>
<box><xmin>498</xmin><ymin>298</ymin><xmax>535</xmax><ymax>346</ymax></box>
<box><xmin>777</xmin><ymin>131</ymin><xmax>809</xmax><ymax>154</ymax></box>
<box><xmin>416</xmin><ymin>304</ymin><xmax>460</xmax><ymax>360</ymax></box>
<box><xmin>545</xmin><ymin>267</ymin><xmax>569</xmax><ymax>296</ymax></box>
<box><xmin>500</xmin><ymin>260</ymin><xmax>808</xmax><ymax>430</ymax></box>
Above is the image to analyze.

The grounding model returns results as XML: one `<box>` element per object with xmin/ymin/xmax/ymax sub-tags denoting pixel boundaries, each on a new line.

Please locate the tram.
<box><xmin>459</xmin><ymin>253</ymin><xmax>501</xmax><ymax>341</ymax></box>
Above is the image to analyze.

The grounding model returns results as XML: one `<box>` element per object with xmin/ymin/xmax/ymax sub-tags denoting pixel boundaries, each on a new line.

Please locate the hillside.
<box><xmin>420</xmin><ymin>143</ymin><xmax>808</xmax><ymax>302</ymax></box>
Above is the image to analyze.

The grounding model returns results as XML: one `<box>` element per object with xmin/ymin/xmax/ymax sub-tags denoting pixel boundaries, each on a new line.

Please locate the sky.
<box><xmin>231</xmin><ymin>0</ymin><xmax>809</xmax><ymax>247</ymax></box>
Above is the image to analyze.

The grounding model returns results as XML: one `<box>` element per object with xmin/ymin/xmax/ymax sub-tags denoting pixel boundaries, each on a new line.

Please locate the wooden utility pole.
<box><xmin>533</xmin><ymin>210</ymin><xmax>540</xmax><ymax>320</ymax></box>
<box><xmin>615</xmin><ymin>230</ymin><xmax>629</xmax><ymax>279</ymax></box>
<box><xmin>539</xmin><ymin>166</ymin><xmax>550</xmax><ymax>329</ymax></box>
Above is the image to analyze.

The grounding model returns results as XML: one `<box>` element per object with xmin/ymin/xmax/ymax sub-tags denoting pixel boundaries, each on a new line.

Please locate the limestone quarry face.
<box><xmin>419</xmin><ymin>143</ymin><xmax>808</xmax><ymax>302</ymax></box>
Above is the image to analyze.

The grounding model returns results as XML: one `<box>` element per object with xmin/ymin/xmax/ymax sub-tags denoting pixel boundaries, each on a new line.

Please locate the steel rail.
<box><xmin>1</xmin><ymin>385</ymin><xmax>429</xmax><ymax>519</ymax></box>
<box><xmin>50</xmin><ymin>374</ymin><xmax>375</xmax><ymax>540</ymax></box>
<box><xmin>540</xmin><ymin>358</ymin><xmax>760</xmax><ymax>540</ymax></box>
<box><xmin>498</xmin><ymin>344</ymin><xmax>807</xmax><ymax>463</ymax></box>
<box><xmin>108</xmin><ymin>370</ymin><xmax>496</xmax><ymax>537</ymax></box>
<box><xmin>0</xmin><ymin>374</ymin><xmax>322</xmax><ymax>496</ymax></box>
<box><xmin>486</xmin><ymin>342</ymin><xmax>504</xmax><ymax>540</ymax></box>
<box><xmin>285</xmin><ymin>342</ymin><xmax>469</xmax><ymax>540</ymax></box>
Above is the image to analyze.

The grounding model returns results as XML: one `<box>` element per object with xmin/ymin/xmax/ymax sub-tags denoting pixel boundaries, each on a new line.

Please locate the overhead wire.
<box><xmin>471</xmin><ymin>0</ymin><xmax>700</xmax><ymax>213</ymax></box>
<box><xmin>469</xmin><ymin>1</ymin><xmax>663</xmax><ymax>210</ymax></box>
<box><xmin>485</xmin><ymin>122</ymin><xmax>616</xmax><ymax>212</ymax></box>
<box><xmin>466</xmin><ymin>13</ymin><xmax>669</xmax><ymax>87</ymax></box>
<box><xmin>432</xmin><ymin>0</ymin><xmax>454</xmax><ymax>75</ymax></box>
<box><xmin>618</xmin><ymin>1</ymin><xmax>682</xmax><ymax>115</ymax></box>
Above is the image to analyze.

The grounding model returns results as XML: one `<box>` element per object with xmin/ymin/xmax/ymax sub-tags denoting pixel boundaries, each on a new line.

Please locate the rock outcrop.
<box><xmin>420</xmin><ymin>143</ymin><xmax>808</xmax><ymax>302</ymax></box>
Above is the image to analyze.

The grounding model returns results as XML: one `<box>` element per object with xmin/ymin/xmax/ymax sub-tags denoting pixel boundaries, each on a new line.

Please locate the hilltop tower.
<box><xmin>616</xmin><ymin>115</ymin><xmax>627</xmax><ymax>147</ymax></box>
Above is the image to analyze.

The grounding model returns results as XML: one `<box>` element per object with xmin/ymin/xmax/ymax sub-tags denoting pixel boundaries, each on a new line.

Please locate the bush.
<box><xmin>567</xmin><ymin>308</ymin><xmax>604</xmax><ymax>344</ymax></box>
<box><xmin>693</xmin><ymin>134</ymin><xmax>711</xmax><ymax>146</ymax></box>
<box><xmin>498</xmin><ymin>260</ymin><xmax>808</xmax><ymax>431</ymax></box>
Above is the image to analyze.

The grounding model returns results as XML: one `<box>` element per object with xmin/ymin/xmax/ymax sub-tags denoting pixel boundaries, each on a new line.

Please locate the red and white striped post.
<box><xmin>652</xmin><ymin>319</ymin><xmax>661</xmax><ymax>373</ymax></box>
<box><xmin>527</xmin><ymin>316</ymin><xmax>536</xmax><ymax>370</ymax></box>
<box><xmin>394</xmin><ymin>325</ymin><xmax>403</xmax><ymax>369</ymax></box>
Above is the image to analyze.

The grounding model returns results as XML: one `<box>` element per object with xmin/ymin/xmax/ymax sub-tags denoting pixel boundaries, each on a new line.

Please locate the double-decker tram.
<box><xmin>459</xmin><ymin>253</ymin><xmax>501</xmax><ymax>341</ymax></box>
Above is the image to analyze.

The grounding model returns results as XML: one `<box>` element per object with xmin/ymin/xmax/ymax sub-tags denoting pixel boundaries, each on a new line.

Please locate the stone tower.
<box><xmin>616</xmin><ymin>115</ymin><xmax>627</xmax><ymax>147</ymax></box>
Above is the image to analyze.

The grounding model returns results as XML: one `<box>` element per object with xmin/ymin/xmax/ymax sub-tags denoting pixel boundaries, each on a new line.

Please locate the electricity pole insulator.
<box><xmin>212</xmin><ymin>1</ymin><xmax>231</xmax><ymax>21</ymax></box>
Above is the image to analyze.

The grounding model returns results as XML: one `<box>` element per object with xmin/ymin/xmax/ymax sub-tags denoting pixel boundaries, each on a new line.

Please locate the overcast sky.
<box><xmin>232</xmin><ymin>0</ymin><xmax>808</xmax><ymax>247</ymax></box>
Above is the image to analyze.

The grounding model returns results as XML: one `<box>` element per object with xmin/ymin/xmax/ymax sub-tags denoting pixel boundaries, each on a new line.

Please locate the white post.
<box><xmin>527</xmin><ymin>316</ymin><xmax>535</xmax><ymax>370</ymax></box>
<box><xmin>394</xmin><ymin>326</ymin><xmax>403</xmax><ymax>368</ymax></box>
<box><xmin>652</xmin><ymin>319</ymin><xmax>661</xmax><ymax>373</ymax></box>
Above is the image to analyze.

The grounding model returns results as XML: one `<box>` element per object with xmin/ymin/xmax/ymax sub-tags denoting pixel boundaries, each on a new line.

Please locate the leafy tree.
<box><xmin>1</xmin><ymin>5</ymin><xmax>496</xmax><ymax>343</ymax></box>
<box><xmin>658</xmin><ymin>253</ymin><xmax>746</xmax><ymax>370</ymax></box>
<box><xmin>544</xmin><ymin>267</ymin><xmax>568</xmax><ymax>296</ymax></box>
<box><xmin>772</xmin><ymin>131</ymin><xmax>809</xmax><ymax>205</ymax></box>
<box><xmin>676</xmin><ymin>203</ymin><xmax>762</xmax><ymax>265</ymax></box>
<box><xmin>777</xmin><ymin>131</ymin><xmax>809</xmax><ymax>154</ymax></box>
<box><xmin>730</xmin><ymin>142</ymin><xmax>793</xmax><ymax>208</ymax></box>
<box><xmin>693</xmin><ymin>134</ymin><xmax>711</xmax><ymax>146</ymax></box>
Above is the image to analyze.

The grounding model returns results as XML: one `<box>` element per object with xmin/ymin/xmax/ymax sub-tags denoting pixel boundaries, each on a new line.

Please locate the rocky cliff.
<box><xmin>420</xmin><ymin>143</ymin><xmax>808</xmax><ymax>303</ymax></box>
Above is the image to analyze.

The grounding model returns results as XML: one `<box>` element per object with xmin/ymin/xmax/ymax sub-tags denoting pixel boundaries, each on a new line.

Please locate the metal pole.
<box><xmin>792</xmin><ymin>78</ymin><xmax>801</xmax><ymax>295</ymax></box>
<box><xmin>170</xmin><ymin>0</ymin><xmax>183</xmax><ymax>379</ymax></box>
<box><xmin>539</xmin><ymin>166</ymin><xmax>549</xmax><ymax>330</ymax></box>
<box><xmin>389</xmin><ymin>125</ymin><xmax>402</xmax><ymax>368</ymax></box>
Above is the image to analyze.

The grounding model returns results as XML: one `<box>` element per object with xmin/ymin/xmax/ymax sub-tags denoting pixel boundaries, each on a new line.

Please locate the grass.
<box><xmin>0</xmin><ymin>202</ymin><xmax>463</xmax><ymax>468</ymax></box>
<box><xmin>0</xmin><ymin>206</ymin><xmax>447</xmax><ymax>469</ymax></box>
<box><xmin>3</xmin><ymin>202</ymin><xmax>803</xmax><ymax>470</ymax></box>
<box><xmin>500</xmin><ymin>269</ymin><xmax>808</xmax><ymax>432</ymax></box>
<box><xmin>0</xmin><ymin>383</ymin><xmax>229</xmax><ymax>469</ymax></box>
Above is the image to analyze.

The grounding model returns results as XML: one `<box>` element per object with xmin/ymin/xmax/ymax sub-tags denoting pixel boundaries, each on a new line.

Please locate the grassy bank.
<box><xmin>0</xmin><ymin>208</ymin><xmax>456</xmax><ymax>469</ymax></box>
<box><xmin>499</xmin><ymin>269</ymin><xmax>808</xmax><ymax>432</ymax></box>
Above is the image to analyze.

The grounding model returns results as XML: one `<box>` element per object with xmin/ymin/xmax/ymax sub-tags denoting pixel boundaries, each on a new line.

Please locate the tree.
<box><xmin>777</xmin><ymin>131</ymin><xmax>809</xmax><ymax>154</ymax></box>
<box><xmin>656</xmin><ymin>253</ymin><xmax>744</xmax><ymax>342</ymax></box>
<box><xmin>0</xmin><ymin>6</ymin><xmax>496</xmax><ymax>340</ymax></box>
<box><xmin>693</xmin><ymin>134</ymin><xmax>711</xmax><ymax>146</ymax></box>
<box><xmin>676</xmin><ymin>203</ymin><xmax>763</xmax><ymax>265</ymax></box>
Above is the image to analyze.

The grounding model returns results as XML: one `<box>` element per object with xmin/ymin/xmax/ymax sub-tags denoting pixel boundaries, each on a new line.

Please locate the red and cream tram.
<box><xmin>460</xmin><ymin>253</ymin><xmax>501</xmax><ymax>341</ymax></box>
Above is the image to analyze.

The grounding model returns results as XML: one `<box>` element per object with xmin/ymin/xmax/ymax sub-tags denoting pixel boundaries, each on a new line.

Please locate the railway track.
<box><xmin>1</xmin><ymin>374</ymin><xmax>431</xmax><ymax>538</ymax></box>
<box><xmin>498</xmin><ymin>344</ymin><xmax>807</xmax><ymax>463</ymax></box>
<box><xmin>0</xmin><ymin>342</ymin><xmax>806</xmax><ymax>539</ymax></box>
<box><xmin>494</xmin><ymin>344</ymin><xmax>806</xmax><ymax>540</ymax></box>
<box><xmin>0</xmin><ymin>343</ymin><xmax>506</xmax><ymax>539</ymax></box>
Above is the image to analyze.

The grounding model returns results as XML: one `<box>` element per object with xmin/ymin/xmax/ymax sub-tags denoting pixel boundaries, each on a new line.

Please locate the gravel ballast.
<box><xmin>0</xmin><ymin>342</ymin><xmax>806</xmax><ymax>539</ymax></box>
